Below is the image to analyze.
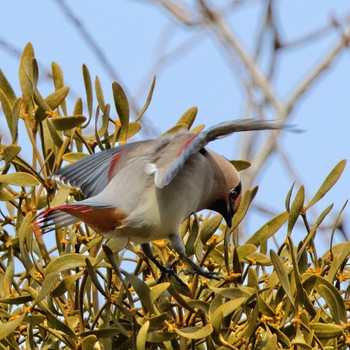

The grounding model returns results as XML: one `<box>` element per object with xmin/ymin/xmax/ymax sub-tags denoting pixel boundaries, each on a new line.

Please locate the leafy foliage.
<box><xmin>0</xmin><ymin>44</ymin><xmax>349</xmax><ymax>349</ymax></box>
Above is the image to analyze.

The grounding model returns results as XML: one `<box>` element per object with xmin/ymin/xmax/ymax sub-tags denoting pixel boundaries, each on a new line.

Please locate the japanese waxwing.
<box><xmin>37</xmin><ymin>119</ymin><xmax>283</xmax><ymax>279</ymax></box>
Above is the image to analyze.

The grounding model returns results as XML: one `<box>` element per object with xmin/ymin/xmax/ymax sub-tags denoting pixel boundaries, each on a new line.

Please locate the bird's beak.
<box><xmin>223</xmin><ymin>206</ymin><xmax>233</xmax><ymax>228</ymax></box>
<box><xmin>224</xmin><ymin>182</ymin><xmax>242</xmax><ymax>228</ymax></box>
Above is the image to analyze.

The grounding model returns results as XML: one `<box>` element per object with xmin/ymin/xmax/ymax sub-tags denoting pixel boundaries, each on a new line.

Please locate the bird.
<box><xmin>37</xmin><ymin>119</ymin><xmax>284</xmax><ymax>280</ymax></box>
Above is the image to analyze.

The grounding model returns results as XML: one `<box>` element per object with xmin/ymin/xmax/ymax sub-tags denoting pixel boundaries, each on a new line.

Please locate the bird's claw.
<box><xmin>158</xmin><ymin>260</ymin><xmax>185</xmax><ymax>285</ymax></box>
<box><xmin>182</xmin><ymin>268</ymin><xmax>222</xmax><ymax>280</ymax></box>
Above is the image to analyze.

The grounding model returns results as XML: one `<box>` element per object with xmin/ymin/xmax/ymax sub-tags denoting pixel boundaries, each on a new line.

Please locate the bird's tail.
<box><xmin>36</xmin><ymin>201</ymin><xmax>123</xmax><ymax>234</ymax></box>
<box><xmin>35</xmin><ymin>204</ymin><xmax>90</xmax><ymax>232</ymax></box>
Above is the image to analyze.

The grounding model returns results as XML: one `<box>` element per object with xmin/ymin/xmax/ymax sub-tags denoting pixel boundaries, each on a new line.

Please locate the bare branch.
<box><xmin>54</xmin><ymin>0</ymin><xmax>120</xmax><ymax>82</ymax></box>
<box><xmin>285</xmin><ymin>23</ymin><xmax>350</xmax><ymax>115</ymax></box>
<box><xmin>154</xmin><ymin>0</ymin><xmax>199</xmax><ymax>25</ymax></box>
<box><xmin>198</xmin><ymin>0</ymin><xmax>283</xmax><ymax>114</ymax></box>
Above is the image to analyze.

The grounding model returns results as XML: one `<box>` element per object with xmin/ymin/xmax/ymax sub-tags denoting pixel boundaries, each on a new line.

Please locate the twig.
<box><xmin>284</xmin><ymin>23</ymin><xmax>350</xmax><ymax>116</ymax></box>
<box><xmin>198</xmin><ymin>0</ymin><xmax>283</xmax><ymax>114</ymax></box>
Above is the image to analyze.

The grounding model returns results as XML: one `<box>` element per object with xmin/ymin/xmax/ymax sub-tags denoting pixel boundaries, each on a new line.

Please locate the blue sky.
<box><xmin>1</xmin><ymin>1</ymin><xmax>349</xmax><ymax>249</ymax></box>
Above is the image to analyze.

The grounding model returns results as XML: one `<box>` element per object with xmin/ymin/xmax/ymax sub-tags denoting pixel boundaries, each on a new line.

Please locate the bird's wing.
<box><xmin>152</xmin><ymin>119</ymin><xmax>284</xmax><ymax>188</ymax></box>
<box><xmin>53</xmin><ymin>140</ymin><xmax>152</xmax><ymax>197</ymax></box>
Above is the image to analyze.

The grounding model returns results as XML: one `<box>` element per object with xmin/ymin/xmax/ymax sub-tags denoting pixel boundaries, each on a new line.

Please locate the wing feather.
<box><xmin>53</xmin><ymin>141</ymin><xmax>148</xmax><ymax>197</ymax></box>
<box><xmin>154</xmin><ymin>119</ymin><xmax>284</xmax><ymax>188</ymax></box>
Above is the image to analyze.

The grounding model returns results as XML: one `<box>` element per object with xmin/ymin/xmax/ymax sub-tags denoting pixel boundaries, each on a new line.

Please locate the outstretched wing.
<box><xmin>154</xmin><ymin>119</ymin><xmax>284</xmax><ymax>188</ymax></box>
<box><xmin>53</xmin><ymin>140</ymin><xmax>151</xmax><ymax>197</ymax></box>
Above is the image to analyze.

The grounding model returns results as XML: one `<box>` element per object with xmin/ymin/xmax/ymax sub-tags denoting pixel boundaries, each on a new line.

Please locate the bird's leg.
<box><xmin>169</xmin><ymin>233</ymin><xmax>222</xmax><ymax>280</ymax></box>
<box><xmin>140</xmin><ymin>243</ymin><xmax>183</xmax><ymax>283</ymax></box>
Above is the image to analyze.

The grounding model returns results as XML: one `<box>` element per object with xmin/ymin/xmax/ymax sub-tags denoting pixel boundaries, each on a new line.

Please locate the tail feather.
<box><xmin>36</xmin><ymin>205</ymin><xmax>80</xmax><ymax>232</ymax></box>
<box><xmin>36</xmin><ymin>202</ymin><xmax>117</xmax><ymax>233</ymax></box>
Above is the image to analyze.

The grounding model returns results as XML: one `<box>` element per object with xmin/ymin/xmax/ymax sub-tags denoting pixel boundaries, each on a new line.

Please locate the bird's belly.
<box><xmin>103</xmin><ymin>222</ymin><xmax>170</xmax><ymax>244</ymax></box>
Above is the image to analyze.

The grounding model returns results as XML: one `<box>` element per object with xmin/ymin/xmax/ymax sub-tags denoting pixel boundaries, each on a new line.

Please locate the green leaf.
<box><xmin>31</xmin><ymin>58</ymin><xmax>39</xmax><ymax>88</ymax></box>
<box><xmin>83</xmin><ymin>64</ymin><xmax>93</xmax><ymax>117</ymax></box>
<box><xmin>200</xmin><ymin>214</ymin><xmax>222</xmax><ymax>244</ymax></box>
<box><xmin>326</xmin><ymin>240</ymin><xmax>350</xmax><ymax>284</ymax></box>
<box><xmin>177</xmin><ymin>106</ymin><xmax>197</xmax><ymax>129</ymax></box>
<box><xmin>257</xmin><ymin>294</ymin><xmax>276</xmax><ymax>317</ymax></box>
<box><xmin>44</xmin><ymin>253</ymin><xmax>88</xmax><ymax>276</ymax></box>
<box><xmin>0</xmin><ymin>172</ymin><xmax>40</xmax><ymax>186</ymax></box>
<box><xmin>0</xmin><ymin>313</ymin><xmax>26</xmax><ymax>340</ymax></box>
<box><xmin>147</xmin><ymin>313</ymin><xmax>168</xmax><ymax>329</ymax></box>
<box><xmin>268</xmin><ymin>325</ymin><xmax>291</xmax><ymax>348</ymax></box>
<box><xmin>191</xmin><ymin>124</ymin><xmax>205</xmax><ymax>133</ymax></box>
<box><xmin>305</xmin><ymin>160</ymin><xmax>347</xmax><ymax>209</ymax></box>
<box><xmin>146</xmin><ymin>331</ymin><xmax>177</xmax><ymax>343</ymax></box>
<box><xmin>18</xmin><ymin>43</ymin><xmax>35</xmax><ymax>110</ymax></box>
<box><xmin>243</xmin><ymin>302</ymin><xmax>259</xmax><ymax>341</ymax></box>
<box><xmin>208</xmin><ymin>285</ymin><xmax>254</xmax><ymax>300</ymax></box>
<box><xmin>137</xmin><ymin>320</ymin><xmax>149</xmax><ymax>350</ymax></box>
<box><xmin>45</xmin><ymin>118</ymin><xmax>64</xmax><ymax>148</ymax></box>
<box><xmin>52</xmin><ymin>62</ymin><xmax>67</xmax><ymax>114</ymax></box>
<box><xmin>162</xmin><ymin>123</ymin><xmax>188</xmax><ymax>136</ymax></box>
<box><xmin>34</xmin><ymin>89</ymin><xmax>51</xmax><ymax>122</ymax></box>
<box><xmin>186</xmin><ymin>300</ymin><xmax>210</xmax><ymax>312</ymax></box>
<box><xmin>116</xmin><ymin>121</ymin><xmax>141</xmax><ymax>141</ymax></box>
<box><xmin>97</xmin><ymin>238</ymin><xmax>129</xmax><ymax>262</ymax></box>
<box><xmin>25</xmin><ymin>314</ymin><xmax>47</xmax><ymax>327</ymax></box>
<box><xmin>297</xmin><ymin>204</ymin><xmax>333</xmax><ymax>261</ymax></box>
<box><xmin>85</xmin><ymin>258</ymin><xmax>109</xmax><ymax>298</ymax></box>
<box><xmin>51</xmin><ymin>115</ymin><xmax>87</xmax><ymax>131</ymax></box>
<box><xmin>81</xmin><ymin>335</ymin><xmax>98</xmax><ymax>350</ymax></box>
<box><xmin>150</xmin><ymin>282</ymin><xmax>170</xmax><ymax>305</ymax></box>
<box><xmin>231</xmin><ymin>190</ymin><xmax>252</xmax><ymax>231</ymax></box>
<box><xmin>310</xmin><ymin>323</ymin><xmax>344</xmax><ymax>339</ymax></box>
<box><xmin>122</xmin><ymin>271</ymin><xmax>152</xmax><ymax>312</ymax></box>
<box><xmin>0</xmin><ymin>295</ymin><xmax>33</xmax><ymax>305</ymax></box>
<box><xmin>270</xmin><ymin>250</ymin><xmax>294</xmax><ymax>308</ymax></box>
<box><xmin>45</xmin><ymin>86</ymin><xmax>70</xmax><ymax>110</ymax></box>
<box><xmin>237</xmin><ymin>244</ymin><xmax>257</xmax><ymax>259</ymax></box>
<box><xmin>287</xmin><ymin>185</ymin><xmax>304</xmax><ymax>235</ymax></box>
<box><xmin>0</xmin><ymin>69</ymin><xmax>16</xmax><ymax>105</ymax></box>
<box><xmin>80</xmin><ymin>328</ymin><xmax>121</xmax><ymax>338</ymax></box>
<box><xmin>285</xmin><ymin>182</ymin><xmax>295</xmax><ymax>212</ymax></box>
<box><xmin>11</xmin><ymin>97</ymin><xmax>21</xmax><ymax>142</ymax></box>
<box><xmin>84</xmin><ymin>104</ymin><xmax>111</xmax><ymax>141</ymax></box>
<box><xmin>210</xmin><ymin>297</ymin><xmax>245</xmax><ymax>331</ymax></box>
<box><xmin>167</xmin><ymin>284</ymin><xmax>194</xmax><ymax>310</ymax></box>
<box><xmin>0</xmin><ymin>88</ymin><xmax>13</xmax><ymax>134</ymax></box>
<box><xmin>262</xmin><ymin>334</ymin><xmax>278</xmax><ymax>350</ymax></box>
<box><xmin>95</xmin><ymin>76</ymin><xmax>105</xmax><ymax>111</ymax></box>
<box><xmin>135</xmin><ymin>76</ymin><xmax>156</xmax><ymax>122</ymax></box>
<box><xmin>246</xmin><ymin>212</ymin><xmax>288</xmax><ymax>247</ymax></box>
<box><xmin>34</xmin><ymin>89</ymin><xmax>51</xmax><ymax>111</ymax></box>
<box><xmin>41</xmin><ymin>303</ymin><xmax>76</xmax><ymax>338</ymax></box>
<box><xmin>112</xmin><ymin>82</ymin><xmax>129</xmax><ymax>140</ymax></box>
<box><xmin>18</xmin><ymin>212</ymin><xmax>34</xmax><ymax>274</ymax></box>
<box><xmin>3</xmin><ymin>145</ymin><xmax>21</xmax><ymax>166</ymax></box>
<box><xmin>0</xmin><ymin>190</ymin><xmax>16</xmax><ymax>201</ymax></box>
<box><xmin>241</xmin><ymin>252</ymin><xmax>271</xmax><ymax>266</ymax></box>
<box><xmin>73</xmin><ymin>97</ymin><xmax>83</xmax><ymax>115</ymax></box>
<box><xmin>175</xmin><ymin>324</ymin><xmax>213</xmax><ymax>340</ymax></box>
<box><xmin>318</xmin><ymin>284</ymin><xmax>341</xmax><ymax>324</ymax></box>
<box><xmin>287</xmin><ymin>237</ymin><xmax>304</xmax><ymax>307</ymax></box>
<box><xmin>35</xmin><ymin>272</ymin><xmax>59</xmax><ymax>304</ymax></box>
<box><xmin>51</xmin><ymin>272</ymin><xmax>84</xmax><ymax>297</ymax></box>
<box><xmin>185</xmin><ymin>215</ymin><xmax>199</xmax><ymax>256</ymax></box>
<box><xmin>291</xmin><ymin>326</ymin><xmax>311</xmax><ymax>349</ymax></box>
<box><xmin>230</xmin><ymin>160</ymin><xmax>251</xmax><ymax>171</ymax></box>
<box><xmin>303</xmin><ymin>274</ymin><xmax>346</xmax><ymax>323</ymax></box>
<box><xmin>62</xmin><ymin>152</ymin><xmax>88</xmax><ymax>163</ymax></box>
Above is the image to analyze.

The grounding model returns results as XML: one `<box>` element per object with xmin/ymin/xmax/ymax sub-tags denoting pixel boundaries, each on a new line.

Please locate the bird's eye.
<box><xmin>229</xmin><ymin>182</ymin><xmax>242</xmax><ymax>202</ymax></box>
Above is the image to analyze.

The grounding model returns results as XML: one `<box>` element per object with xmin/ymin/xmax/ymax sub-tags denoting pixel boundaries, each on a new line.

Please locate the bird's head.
<box><xmin>206</xmin><ymin>150</ymin><xmax>242</xmax><ymax>227</ymax></box>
